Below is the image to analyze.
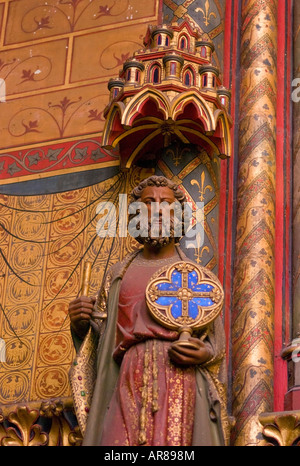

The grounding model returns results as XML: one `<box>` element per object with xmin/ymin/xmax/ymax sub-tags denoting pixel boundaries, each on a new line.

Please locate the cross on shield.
<box><xmin>146</xmin><ymin>261</ymin><xmax>224</xmax><ymax>349</ymax></box>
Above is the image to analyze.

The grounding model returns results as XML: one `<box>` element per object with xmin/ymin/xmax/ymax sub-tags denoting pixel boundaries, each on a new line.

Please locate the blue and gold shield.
<box><xmin>146</xmin><ymin>261</ymin><xmax>224</xmax><ymax>336</ymax></box>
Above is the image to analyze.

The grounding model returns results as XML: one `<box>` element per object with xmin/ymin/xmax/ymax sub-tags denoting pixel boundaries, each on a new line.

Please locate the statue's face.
<box><xmin>137</xmin><ymin>185</ymin><xmax>177</xmax><ymax>248</ymax></box>
<box><xmin>140</xmin><ymin>185</ymin><xmax>176</xmax><ymax>225</ymax></box>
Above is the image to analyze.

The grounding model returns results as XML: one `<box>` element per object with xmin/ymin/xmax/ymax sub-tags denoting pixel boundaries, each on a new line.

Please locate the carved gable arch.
<box><xmin>121</xmin><ymin>87</ymin><xmax>170</xmax><ymax>127</ymax></box>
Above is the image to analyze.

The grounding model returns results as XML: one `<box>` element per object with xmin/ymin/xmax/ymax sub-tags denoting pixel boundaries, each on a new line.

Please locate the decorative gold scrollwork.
<box><xmin>0</xmin><ymin>398</ymin><xmax>82</xmax><ymax>446</ymax></box>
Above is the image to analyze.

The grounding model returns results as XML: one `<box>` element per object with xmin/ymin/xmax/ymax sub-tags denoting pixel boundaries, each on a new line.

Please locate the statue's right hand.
<box><xmin>68</xmin><ymin>296</ymin><xmax>96</xmax><ymax>338</ymax></box>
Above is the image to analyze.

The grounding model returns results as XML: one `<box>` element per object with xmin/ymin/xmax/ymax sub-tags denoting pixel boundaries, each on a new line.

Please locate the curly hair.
<box><xmin>129</xmin><ymin>175</ymin><xmax>186</xmax><ymax>205</ymax></box>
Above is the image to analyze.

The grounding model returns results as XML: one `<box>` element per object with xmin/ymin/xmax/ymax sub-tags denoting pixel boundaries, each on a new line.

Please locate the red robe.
<box><xmin>99</xmin><ymin>261</ymin><xmax>196</xmax><ymax>446</ymax></box>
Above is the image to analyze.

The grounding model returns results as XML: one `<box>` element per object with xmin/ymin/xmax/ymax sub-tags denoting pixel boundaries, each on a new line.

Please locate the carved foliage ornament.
<box><xmin>259</xmin><ymin>411</ymin><xmax>300</xmax><ymax>446</ymax></box>
<box><xmin>0</xmin><ymin>399</ymin><xmax>82</xmax><ymax>446</ymax></box>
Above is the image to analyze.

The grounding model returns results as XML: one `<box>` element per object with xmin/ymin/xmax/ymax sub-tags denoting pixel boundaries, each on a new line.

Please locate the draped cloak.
<box><xmin>69</xmin><ymin>247</ymin><xmax>230</xmax><ymax>446</ymax></box>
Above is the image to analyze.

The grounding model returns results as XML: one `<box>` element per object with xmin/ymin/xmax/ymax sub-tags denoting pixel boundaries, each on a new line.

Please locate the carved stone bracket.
<box><xmin>259</xmin><ymin>411</ymin><xmax>300</xmax><ymax>446</ymax></box>
<box><xmin>0</xmin><ymin>397</ymin><xmax>82</xmax><ymax>446</ymax></box>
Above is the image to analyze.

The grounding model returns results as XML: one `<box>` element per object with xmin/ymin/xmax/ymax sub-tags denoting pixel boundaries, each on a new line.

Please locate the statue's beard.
<box><xmin>135</xmin><ymin>218</ymin><xmax>176</xmax><ymax>249</ymax></box>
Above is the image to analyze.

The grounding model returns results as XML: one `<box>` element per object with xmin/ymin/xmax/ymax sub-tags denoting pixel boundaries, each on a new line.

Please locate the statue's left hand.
<box><xmin>168</xmin><ymin>337</ymin><xmax>213</xmax><ymax>366</ymax></box>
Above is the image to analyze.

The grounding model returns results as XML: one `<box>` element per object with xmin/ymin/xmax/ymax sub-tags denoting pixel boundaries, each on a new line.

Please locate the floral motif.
<box><xmin>94</xmin><ymin>3</ymin><xmax>117</xmax><ymax>19</ymax></box>
<box><xmin>22</xmin><ymin>120</ymin><xmax>40</xmax><ymax>135</ymax></box>
<box><xmin>19</xmin><ymin>69</ymin><xmax>35</xmax><ymax>83</ymax></box>
<box><xmin>0</xmin><ymin>140</ymin><xmax>114</xmax><ymax>177</ymax></box>
<box><xmin>33</xmin><ymin>16</ymin><xmax>52</xmax><ymax>30</ymax></box>
<box><xmin>88</xmin><ymin>109</ymin><xmax>104</xmax><ymax>122</ymax></box>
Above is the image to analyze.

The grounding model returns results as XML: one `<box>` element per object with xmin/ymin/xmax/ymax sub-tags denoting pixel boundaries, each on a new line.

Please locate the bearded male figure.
<box><xmin>68</xmin><ymin>175</ymin><xmax>230</xmax><ymax>446</ymax></box>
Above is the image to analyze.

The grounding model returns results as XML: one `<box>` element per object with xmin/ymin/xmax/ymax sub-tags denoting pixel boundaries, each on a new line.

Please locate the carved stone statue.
<box><xmin>68</xmin><ymin>175</ymin><xmax>230</xmax><ymax>446</ymax></box>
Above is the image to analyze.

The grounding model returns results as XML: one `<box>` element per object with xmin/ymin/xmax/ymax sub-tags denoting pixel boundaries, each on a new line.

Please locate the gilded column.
<box><xmin>231</xmin><ymin>0</ymin><xmax>278</xmax><ymax>445</ymax></box>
